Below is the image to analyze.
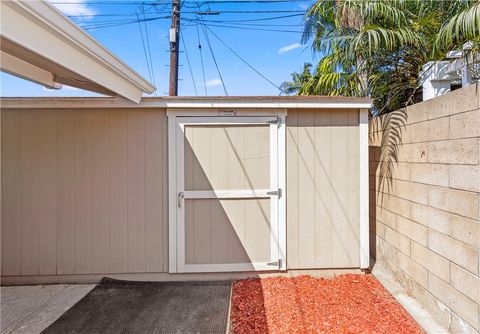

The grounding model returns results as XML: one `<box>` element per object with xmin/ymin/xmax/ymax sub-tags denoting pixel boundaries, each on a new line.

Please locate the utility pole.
<box><xmin>169</xmin><ymin>0</ymin><xmax>180</xmax><ymax>96</ymax></box>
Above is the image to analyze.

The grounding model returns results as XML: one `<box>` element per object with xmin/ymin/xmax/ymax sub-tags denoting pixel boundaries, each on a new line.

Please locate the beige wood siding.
<box><xmin>286</xmin><ymin>109</ymin><xmax>360</xmax><ymax>269</ymax></box>
<box><xmin>184</xmin><ymin>124</ymin><xmax>270</xmax><ymax>191</ymax></box>
<box><xmin>1</xmin><ymin>108</ymin><xmax>168</xmax><ymax>276</ymax></box>
<box><xmin>185</xmin><ymin>198</ymin><xmax>271</xmax><ymax>265</ymax></box>
<box><xmin>2</xmin><ymin>107</ymin><xmax>363</xmax><ymax>278</ymax></box>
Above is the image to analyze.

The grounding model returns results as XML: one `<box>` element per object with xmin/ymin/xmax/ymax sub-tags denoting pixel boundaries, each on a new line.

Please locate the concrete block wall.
<box><xmin>369</xmin><ymin>83</ymin><xmax>480</xmax><ymax>333</ymax></box>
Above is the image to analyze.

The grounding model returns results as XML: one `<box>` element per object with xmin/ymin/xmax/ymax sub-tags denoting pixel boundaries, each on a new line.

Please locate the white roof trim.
<box><xmin>0</xmin><ymin>1</ymin><xmax>155</xmax><ymax>102</ymax></box>
<box><xmin>0</xmin><ymin>97</ymin><xmax>373</xmax><ymax>109</ymax></box>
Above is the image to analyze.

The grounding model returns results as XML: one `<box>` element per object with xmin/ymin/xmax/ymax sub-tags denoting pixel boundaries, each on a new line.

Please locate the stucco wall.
<box><xmin>369</xmin><ymin>83</ymin><xmax>480</xmax><ymax>333</ymax></box>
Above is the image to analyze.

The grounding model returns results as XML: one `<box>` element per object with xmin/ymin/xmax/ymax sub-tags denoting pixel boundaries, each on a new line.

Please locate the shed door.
<box><xmin>173</xmin><ymin>116</ymin><xmax>284</xmax><ymax>273</ymax></box>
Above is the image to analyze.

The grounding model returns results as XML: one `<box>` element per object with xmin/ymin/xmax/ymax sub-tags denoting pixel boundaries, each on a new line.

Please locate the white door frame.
<box><xmin>167</xmin><ymin>109</ymin><xmax>286</xmax><ymax>273</ymax></box>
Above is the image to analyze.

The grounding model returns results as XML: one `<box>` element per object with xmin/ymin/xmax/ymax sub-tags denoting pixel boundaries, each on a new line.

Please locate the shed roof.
<box><xmin>0</xmin><ymin>96</ymin><xmax>373</xmax><ymax>109</ymax></box>
<box><xmin>0</xmin><ymin>1</ymin><xmax>155</xmax><ymax>103</ymax></box>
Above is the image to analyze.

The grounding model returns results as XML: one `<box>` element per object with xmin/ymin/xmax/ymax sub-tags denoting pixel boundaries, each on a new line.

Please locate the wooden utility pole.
<box><xmin>169</xmin><ymin>0</ymin><xmax>180</xmax><ymax>96</ymax></box>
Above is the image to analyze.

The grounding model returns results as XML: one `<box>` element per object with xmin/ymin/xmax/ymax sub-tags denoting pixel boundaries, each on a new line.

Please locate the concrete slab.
<box><xmin>1</xmin><ymin>284</ymin><xmax>95</xmax><ymax>334</ymax></box>
<box><xmin>373</xmin><ymin>263</ymin><xmax>449</xmax><ymax>334</ymax></box>
<box><xmin>1</xmin><ymin>285</ymin><xmax>68</xmax><ymax>332</ymax></box>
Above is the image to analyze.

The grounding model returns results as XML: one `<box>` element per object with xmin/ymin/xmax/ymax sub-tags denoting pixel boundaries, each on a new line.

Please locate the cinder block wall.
<box><xmin>369</xmin><ymin>83</ymin><xmax>480</xmax><ymax>333</ymax></box>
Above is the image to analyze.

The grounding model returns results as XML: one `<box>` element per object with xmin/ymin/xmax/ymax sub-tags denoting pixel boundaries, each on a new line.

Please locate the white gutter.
<box><xmin>0</xmin><ymin>1</ymin><xmax>155</xmax><ymax>102</ymax></box>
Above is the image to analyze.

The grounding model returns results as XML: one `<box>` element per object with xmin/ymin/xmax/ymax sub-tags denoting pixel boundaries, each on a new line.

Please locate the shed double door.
<box><xmin>171</xmin><ymin>116</ymin><xmax>285</xmax><ymax>273</ymax></box>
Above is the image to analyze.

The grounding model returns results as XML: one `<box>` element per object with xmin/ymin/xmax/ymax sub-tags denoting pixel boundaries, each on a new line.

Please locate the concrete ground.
<box><xmin>373</xmin><ymin>263</ymin><xmax>449</xmax><ymax>334</ymax></box>
<box><xmin>1</xmin><ymin>284</ymin><xmax>95</xmax><ymax>334</ymax></box>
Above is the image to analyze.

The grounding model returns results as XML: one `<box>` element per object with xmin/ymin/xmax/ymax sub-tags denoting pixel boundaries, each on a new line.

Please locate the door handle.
<box><xmin>178</xmin><ymin>192</ymin><xmax>184</xmax><ymax>208</ymax></box>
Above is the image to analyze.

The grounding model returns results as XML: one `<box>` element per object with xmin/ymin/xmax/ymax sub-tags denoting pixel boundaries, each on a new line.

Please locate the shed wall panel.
<box><xmin>1</xmin><ymin>108</ymin><xmax>168</xmax><ymax>276</ymax></box>
<box><xmin>19</xmin><ymin>110</ymin><xmax>39</xmax><ymax>275</ymax></box>
<box><xmin>38</xmin><ymin>110</ymin><xmax>57</xmax><ymax>275</ymax></box>
<box><xmin>56</xmin><ymin>110</ymin><xmax>76</xmax><ymax>274</ymax></box>
<box><xmin>286</xmin><ymin>109</ymin><xmax>360</xmax><ymax>269</ymax></box>
<box><xmin>109</xmin><ymin>110</ymin><xmax>129</xmax><ymax>273</ymax></box>
<box><xmin>1</xmin><ymin>110</ymin><xmax>22</xmax><ymax>275</ymax></box>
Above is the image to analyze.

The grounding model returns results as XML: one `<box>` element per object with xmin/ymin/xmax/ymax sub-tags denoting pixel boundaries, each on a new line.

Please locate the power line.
<box><xmin>197</xmin><ymin>16</ymin><xmax>228</xmax><ymax>95</ymax></box>
<box><xmin>196</xmin><ymin>23</ymin><xmax>208</xmax><ymax>96</ymax></box>
<box><xmin>203</xmin><ymin>25</ymin><xmax>284</xmax><ymax>93</ymax></box>
<box><xmin>135</xmin><ymin>11</ymin><xmax>154</xmax><ymax>84</ymax></box>
<box><xmin>81</xmin><ymin>15</ymin><xmax>170</xmax><ymax>30</ymax></box>
<box><xmin>79</xmin><ymin>12</ymin><xmax>304</xmax><ymax>30</ymax></box>
<box><xmin>180</xmin><ymin>29</ymin><xmax>198</xmax><ymax>96</ymax></box>
<box><xmin>68</xmin><ymin>10</ymin><xmax>307</xmax><ymax>18</ymax></box>
<box><xmin>185</xmin><ymin>18</ymin><xmax>303</xmax><ymax>33</ymax></box>
<box><xmin>140</xmin><ymin>5</ymin><xmax>157</xmax><ymax>91</ymax></box>
<box><xmin>182</xmin><ymin>10</ymin><xmax>306</xmax><ymax>14</ymax></box>
<box><xmin>195</xmin><ymin>13</ymin><xmax>305</xmax><ymax>22</ymax></box>
<box><xmin>195</xmin><ymin>21</ymin><xmax>304</xmax><ymax>27</ymax></box>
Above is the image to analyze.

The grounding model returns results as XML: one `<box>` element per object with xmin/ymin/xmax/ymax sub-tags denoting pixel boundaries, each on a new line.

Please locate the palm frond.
<box><xmin>436</xmin><ymin>1</ymin><xmax>480</xmax><ymax>51</ymax></box>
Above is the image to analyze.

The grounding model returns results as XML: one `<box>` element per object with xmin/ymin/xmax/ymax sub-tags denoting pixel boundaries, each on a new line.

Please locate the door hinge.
<box><xmin>266</xmin><ymin>118</ymin><xmax>279</xmax><ymax>125</ymax></box>
<box><xmin>266</xmin><ymin>117</ymin><xmax>283</xmax><ymax>127</ymax></box>
<box><xmin>266</xmin><ymin>188</ymin><xmax>282</xmax><ymax>197</ymax></box>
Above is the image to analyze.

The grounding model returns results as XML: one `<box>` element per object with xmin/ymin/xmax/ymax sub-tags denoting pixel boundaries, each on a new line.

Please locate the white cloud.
<box><xmin>205</xmin><ymin>79</ymin><xmax>222</xmax><ymax>87</ymax></box>
<box><xmin>49</xmin><ymin>0</ymin><xmax>96</xmax><ymax>18</ymax></box>
<box><xmin>277</xmin><ymin>43</ymin><xmax>302</xmax><ymax>54</ymax></box>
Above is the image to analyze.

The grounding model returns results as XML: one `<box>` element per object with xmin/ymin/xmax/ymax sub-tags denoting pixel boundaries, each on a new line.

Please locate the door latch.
<box><xmin>177</xmin><ymin>192</ymin><xmax>184</xmax><ymax>208</ymax></box>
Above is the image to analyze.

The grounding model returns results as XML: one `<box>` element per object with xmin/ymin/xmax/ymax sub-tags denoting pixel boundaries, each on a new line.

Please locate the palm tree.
<box><xmin>292</xmin><ymin>0</ymin><xmax>480</xmax><ymax>115</ymax></box>
<box><xmin>280</xmin><ymin>63</ymin><xmax>313</xmax><ymax>95</ymax></box>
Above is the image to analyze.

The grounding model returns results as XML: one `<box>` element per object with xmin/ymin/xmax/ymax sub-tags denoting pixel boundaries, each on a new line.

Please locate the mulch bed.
<box><xmin>230</xmin><ymin>274</ymin><xmax>424</xmax><ymax>334</ymax></box>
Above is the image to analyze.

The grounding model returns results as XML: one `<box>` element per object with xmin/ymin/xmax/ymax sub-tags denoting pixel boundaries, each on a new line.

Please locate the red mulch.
<box><xmin>230</xmin><ymin>274</ymin><xmax>424</xmax><ymax>334</ymax></box>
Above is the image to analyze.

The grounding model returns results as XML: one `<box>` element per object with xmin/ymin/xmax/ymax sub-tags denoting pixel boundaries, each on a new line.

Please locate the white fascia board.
<box><xmin>0</xmin><ymin>51</ymin><xmax>61</xmax><ymax>89</ymax></box>
<box><xmin>359</xmin><ymin>108</ymin><xmax>369</xmax><ymax>269</ymax></box>
<box><xmin>0</xmin><ymin>97</ymin><xmax>373</xmax><ymax>109</ymax></box>
<box><xmin>160</xmin><ymin>102</ymin><xmax>373</xmax><ymax>109</ymax></box>
<box><xmin>1</xmin><ymin>1</ymin><xmax>155</xmax><ymax>102</ymax></box>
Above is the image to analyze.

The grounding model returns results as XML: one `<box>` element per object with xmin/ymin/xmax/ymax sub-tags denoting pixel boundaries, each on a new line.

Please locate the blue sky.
<box><xmin>1</xmin><ymin>0</ymin><xmax>318</xmax><ymax>97</ymax></box>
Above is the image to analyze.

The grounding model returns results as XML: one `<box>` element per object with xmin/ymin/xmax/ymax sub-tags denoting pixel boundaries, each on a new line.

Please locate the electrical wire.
<box><xmin>203</xmin><ymin>25</ymin><xmax>284</xmax><ymax>93</ymax></box>
<box><xmin>183</xmin><ymin>10</ymin><xmax>306</xmax><ymax>14</ymax></box>
<box><xmin>135</xmin><ymin>11</ymin><xmax>154</xmax><ymax>84</ymax></box>
<box><xmin>184</xmin><ymin>18</ymin><xmax>302</xmax><ymax>33</ymax></box>
<box><xmin>197</xmin><ymin>17</ymin><xmax>228</xmax><ymax>95</ymax></box>
<box><xmin>141</xmin><ymin>5</ymin><xmax>157</xmax><ymax>91</ymax></box>
<box><xmin>196</xmin><ymin>13</ymin><xmax>305</xmax><ymax>22</ymax></box>
<box><xmin>81</xmin><ymin>16</ymin><xmax>170</xmax><ymax>30</ymax></box>
<box><xmin>77</xmin><ymin>9</ymin><xmax>306</xmax><ymax>30</ymax></box>
<box><xmin>80</xmin><ymin>12</ymin><xmax>304</xmax><ymax>30</ymax></box>
<box><xmin>180</xmin><ymin>29</ymin><xmax>199</xmax><ymax>96</ymax></box>
<box><xmin>194</xmin><ymin>21</ymin><xmax>304</xmax><ymax>27</ymax></box>
<box><xmin>196</xmin><ymin>23</ymin><xmax>208</xmax><ymax>96</ymax></box>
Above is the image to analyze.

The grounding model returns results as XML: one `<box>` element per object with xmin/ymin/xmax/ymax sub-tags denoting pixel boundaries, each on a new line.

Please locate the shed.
<box><xmin>0</xmin><ymin>96</ymin><xmax>371</xmax><ymax>284</ymax></box>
